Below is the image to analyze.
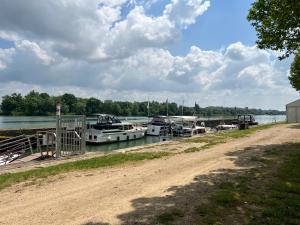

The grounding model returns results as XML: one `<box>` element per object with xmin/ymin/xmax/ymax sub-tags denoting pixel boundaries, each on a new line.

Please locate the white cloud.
<box><xmin>164</xmin><ymin>0</ymin><xmax>210</xmax><ymax>28</ymax></box>
<box><xmin>0</xmin><ymin>0</ymin><xmax>297</xmax><ymax>110</ymax></box>
<box><xmin>101</xmin><ymin>6</ymin><xmax>177</xmax><ymax>59</ymax></box>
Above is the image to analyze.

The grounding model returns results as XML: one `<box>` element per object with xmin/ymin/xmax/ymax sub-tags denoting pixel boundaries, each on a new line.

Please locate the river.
<box><xmin>0</xmin><ymin>115</ymin><xmax>286</xmax><ymax>129</ymax></box>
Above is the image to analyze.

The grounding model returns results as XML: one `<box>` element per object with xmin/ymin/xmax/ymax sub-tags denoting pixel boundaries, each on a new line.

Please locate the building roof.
<box><xmin>286</xmin><ymin>99</ymin><xmax>300</xmax><ymax>107</ymax></box>
<box><xmin>170</xmin><ymin>116</ymin><xmax>197</xmax><ymax>121</ymax></box>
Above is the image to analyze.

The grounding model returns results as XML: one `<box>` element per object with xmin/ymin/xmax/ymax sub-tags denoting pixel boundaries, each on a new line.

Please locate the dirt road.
<box><xmin>0</xmin><ymin>124</ymin><xmax>299</xmax><ymax>225</ymax></box>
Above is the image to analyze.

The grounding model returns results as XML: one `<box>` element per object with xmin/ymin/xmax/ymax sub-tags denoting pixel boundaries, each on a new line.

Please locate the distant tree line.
<box><xmin>0</xmin><ymin>91</ymin><xmax>285</xmax><ymax>117</ymax></box>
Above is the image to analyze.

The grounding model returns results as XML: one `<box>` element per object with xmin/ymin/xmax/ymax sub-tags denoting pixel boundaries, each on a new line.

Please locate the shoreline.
<box><xmin>0</xmin><ymin>123</ymin><xmax>279</xmax><ymax>175</ymax></box>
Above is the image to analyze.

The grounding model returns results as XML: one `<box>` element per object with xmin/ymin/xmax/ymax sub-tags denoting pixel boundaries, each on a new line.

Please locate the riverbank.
<box><xmin>0</xmin><ymin>123</ymin><xmax>277</xmax><ymax>176</ymax></box>
<box><xmin>0</xmin><ymin>123</ymin><xmax>298</xmax><ymax>225</ymax></box>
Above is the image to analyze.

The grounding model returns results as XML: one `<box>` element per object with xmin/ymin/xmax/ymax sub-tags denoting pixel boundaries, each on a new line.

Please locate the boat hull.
<box><xmin>147</xmin><ymin>124</ymin><xmax>170</xmax><ymax>136</ymax></box>
<box><xmin>86</xmin><ymin>127</ymin><xmax>147</xmax><ymax>144</ymax></box>
<box><xmin>173</xmin><ymin>126</ymin><xmax>206</xmax><ymax>137</ymax></box>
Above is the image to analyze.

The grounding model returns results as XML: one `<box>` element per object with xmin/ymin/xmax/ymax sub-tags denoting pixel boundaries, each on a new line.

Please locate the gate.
<box><xmin>56</xmin><ymin>115</ymin><xmax>86</xmax><ymax>158</ymax></box>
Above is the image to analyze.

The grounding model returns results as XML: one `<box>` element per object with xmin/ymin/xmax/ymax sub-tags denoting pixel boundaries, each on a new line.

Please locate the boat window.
<box><xmin>102</xmin><ymin>130</ymin><xmax>123</xmax><ymax>133</ymax></box>
<box><xmin>134</xmin><ymin>135</ymin><xmax>136</xmax><ymax>139</ymax></box>
<box><xmin>94</xmin><ymin>135</ymin><xmax>97</xmax><ymax>140</ymax></box>
<box><xmin>89</xmin><ymin>135</ymin><xmax>92</xmax><ymax>140</ymax></box>
<box><xmin>117</xmin><ymin>136</ymin><xmax>120</xmax><ymax>141</ymax></box>
<box><xmin>127</xmin><ymin>136</ymin><xmax>129</xmax><ymax>140</ymax></box>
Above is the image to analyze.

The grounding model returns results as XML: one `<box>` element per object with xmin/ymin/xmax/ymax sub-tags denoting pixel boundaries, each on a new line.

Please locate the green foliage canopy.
<box><xmin>247</xmin><ymin>0</ymin><xmax>300</xmax><ymax>59</ymax></box>
<box><xmin>289</xmin><ymin>52</ymin><xmax>300</xmax><ymax>91</ymax></box>
<box><xmin>0</xmin><ymin>91</ymin><xmax>285</xmax><ymax>116</ymax></box>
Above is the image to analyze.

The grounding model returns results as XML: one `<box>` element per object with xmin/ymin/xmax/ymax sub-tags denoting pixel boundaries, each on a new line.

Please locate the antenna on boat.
<box><xmin>166</xmin><ymin>99</ymin><xmax>169</xmax><ymax>117</ymax></box>
<box><xmin>147</xmin><ymin>97</ymin><xmax>150</xmax><ymax>122</ymax></box>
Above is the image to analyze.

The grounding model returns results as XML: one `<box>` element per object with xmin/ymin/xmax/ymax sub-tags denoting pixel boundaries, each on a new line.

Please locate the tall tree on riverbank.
<box><xmin>289</xmin><ymin>52</ymin><xmax>300</xmax><ymax>91</ymax></box>
<box><xmin>247</xmin><ymin>0</ymin><xmax>300</xmax><ymax>60</ymax></box>
<box><xmin>248</xmin><ymin>0</ymin><xmax>300</xmax><ymax>90</ymax></box>
<box><xmin>0</xmin><ymin>93</ymin><xmax>23</xmax><ymax>115</ymax></box>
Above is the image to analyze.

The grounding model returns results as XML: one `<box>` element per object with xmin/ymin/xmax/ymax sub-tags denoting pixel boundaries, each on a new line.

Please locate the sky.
<box><xmin>0</xmin><ymin>0</ymin><xmax>298</xmax><ymax>110</ymax></box>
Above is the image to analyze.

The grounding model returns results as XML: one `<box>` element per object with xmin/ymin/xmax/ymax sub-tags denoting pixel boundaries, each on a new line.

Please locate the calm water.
<box><xmin>0</xmin><ymin>115</ymin><xmax>286</xmax><ymax>129</ymax></box>
<box><xmin>0</xmin><ymin>115</ymin><xmax>286</xmax><ymax>153</ymax></box>
<box><xmin>86</xmin><ymin>136</ymin><xmax>160</xmax><ymax>152</ymax></box>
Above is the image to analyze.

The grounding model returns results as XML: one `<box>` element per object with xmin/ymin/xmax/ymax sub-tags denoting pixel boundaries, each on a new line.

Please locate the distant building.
<box><xmin>286</xmin><ymin>99</ymin><xmax>300</xmax><ymax>123</ymax></box>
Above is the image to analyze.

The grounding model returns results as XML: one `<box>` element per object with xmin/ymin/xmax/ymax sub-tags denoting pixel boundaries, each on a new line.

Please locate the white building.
<box><xmin>286</xmin><ymin>99</ymin><xmax>300</xmax><ymax>123</ymax></box>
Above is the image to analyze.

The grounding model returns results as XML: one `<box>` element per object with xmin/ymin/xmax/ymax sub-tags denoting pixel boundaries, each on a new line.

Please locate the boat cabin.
<box><xmin>237</xmin><ymin>114</ymin><xmax>258</xmax><ymax>125</ymax></box>
<box><xmin>149</xmin><ymin>116</ymin><xmax>171</xmax><ymax>125</ymax></box>
<box><xmin>88</xmin><ymin>114</ymin><xmax>133</xmax><ymax>131</ymax></box>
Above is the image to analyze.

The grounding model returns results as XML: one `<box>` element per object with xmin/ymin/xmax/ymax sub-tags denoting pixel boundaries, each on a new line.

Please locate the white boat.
<box><xmin>171</xmin><ymin>116</ymin><xmax>205</xmax><ymax>137</ymax></box>
<box><xmin>147</xmin><ymin>116</ymin><xmax>172</xmax><ymax>136</ymax></box>
<box><xmin>86</xmin><ymin>114</ymin><xmax>147</xmax><ymax>144</ymax></box>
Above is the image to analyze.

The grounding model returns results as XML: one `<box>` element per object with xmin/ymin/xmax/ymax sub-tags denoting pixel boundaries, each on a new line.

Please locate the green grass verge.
<box><xmin>157</xmin><ymin>208</ymin><xmax>184</xmax><ymax>225</ymax></box>
<box><xmin>0</xmin><ymin>151</ymin><xmax>170</xmax><ymax>191</ymax></box>
<box><xmin>183</xmin><ymin>123</ymin><xmax>281</xmax><ymax>153</ymax></box>
<box><xmin>194</xmin><ymin>143</ymin><xmax>300</xmax><ymax>225</ymax></box>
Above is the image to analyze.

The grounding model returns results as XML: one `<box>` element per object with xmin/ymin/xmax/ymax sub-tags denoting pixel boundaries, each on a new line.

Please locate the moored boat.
<box><xmin>147</xmin><ymin>116</ymin><xmax>172</xmax><ymax>136</ymax></box>
<box><xmin>171</xmin><ymin>116</ymin><xmax>206</xmax><ymax>137</ymax></box>
<box><xmin>86</xmin><ymin>114</ymin><xmax>147</xmax><ymax>144</ymax></box>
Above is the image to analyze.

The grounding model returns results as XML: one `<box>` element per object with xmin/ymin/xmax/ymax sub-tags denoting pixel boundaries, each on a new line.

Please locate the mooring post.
<box><xmin>56</xmin><ymin>103</ymin><xmax>61</xmax><ymax>159</ymax></box>
<box><xmin>81</xmin><ymin>115</ymin><xmax>86</xmax><ymax>154</ymax></box>
<box><xmin>27</xmin><ymin>136</ymin><xmax>33</xmax><ymax>154</ymax></box>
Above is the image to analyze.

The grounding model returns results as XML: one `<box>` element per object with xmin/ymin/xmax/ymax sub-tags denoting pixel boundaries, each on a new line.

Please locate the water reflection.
<box><xmin>86</xmin><ymin>136</ymin><xmax>160</xmax><ymax>153</ymax></box>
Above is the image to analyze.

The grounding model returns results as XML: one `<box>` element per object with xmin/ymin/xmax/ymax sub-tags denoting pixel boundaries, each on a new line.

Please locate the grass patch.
<box><xmin>182</xmin><ymin>123</ymin><xmax>280</xmax><ymax>153</ymax></box>
<box><xmin>205</xmin><ymin>181</ymin><xmax>242</xmax><ymax>207</ymax></box>
<box><xmin>193</xmin><ymin>142</ymin><xmax>300</xmax><ymax>225</ymax></box>
<box><xmin>0</xmin><ymin>151</ymin><xmax>170</xmax><ymax>191</ymax></box>
<box><xmin>157</xmin><ymin>208</ymin><xmax>184</xmax><ymax>224</ymax></box>
<box><xmin>184</xmin><ymin>147</ymin><xmax>201</xmax><ymax>153</ymax></box>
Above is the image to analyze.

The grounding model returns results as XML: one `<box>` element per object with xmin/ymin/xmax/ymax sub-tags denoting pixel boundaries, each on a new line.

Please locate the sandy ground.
<box><xmin>0</xmin><ymin>123</ymin><xmax>299</xmax><ymax>225</ymax></box>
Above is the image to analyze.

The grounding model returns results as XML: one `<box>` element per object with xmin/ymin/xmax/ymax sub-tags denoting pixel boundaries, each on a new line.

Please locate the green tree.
<box><xmin>289</xmin><ymin>51</ymin><xmax>300</xmax><ymax>91</ymax></box>
<box><xmin>86</xmin><ymin>98</ymin><xmax>102</xmax><ymax>114</ymax></box>
<box><xmin>74</xmin><ymin>101</ymin><xmax>87</xmax><ymax>115</ymax></box>
<box><xmin>248</xmin><ymin>0</ymin><xmax>300</xmax><ymax>59</ymax></box>
<box><xmin>24</xmin><ymin>91</ymin><xmax>41</xmax><ymax>115</ymax></box>
<box><xmin>131</xmin><ymin>102</ymin><xmax>139</xmax><ymax>116</ymax></box>
<box><xmin>111</xmin><ymin>103</ymin><xmax>122</xmax><ymax>116</ymax></box>
<box><xmin>0</xmin><ymin>93</ymin><xmax>23</xmax><ymax>115</ymax></box>
<box><xmin>61</xmin><ymin>93</ymin><xmax>77</xmax><ymax>113</ymax></box>
<box><xmin>39</xmin><ymin>93</ymin><xmax>55</xmax><ymax>114</ymax></box>
<box><xmin>103</xmin><ymin>100</ymin><xmax>114</xmax><ymax>114</ymax></box>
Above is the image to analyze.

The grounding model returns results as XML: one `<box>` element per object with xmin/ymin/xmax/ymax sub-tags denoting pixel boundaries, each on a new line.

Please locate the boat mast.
<box><xmin>166</xmin><ymin>99</ymin><xmax>169</xmax><ymax>117</ymax></box>
<box><xmin>147</xmin><ymin>97</ymin><xmax>150</xmax><ymax>122</ymax></box>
